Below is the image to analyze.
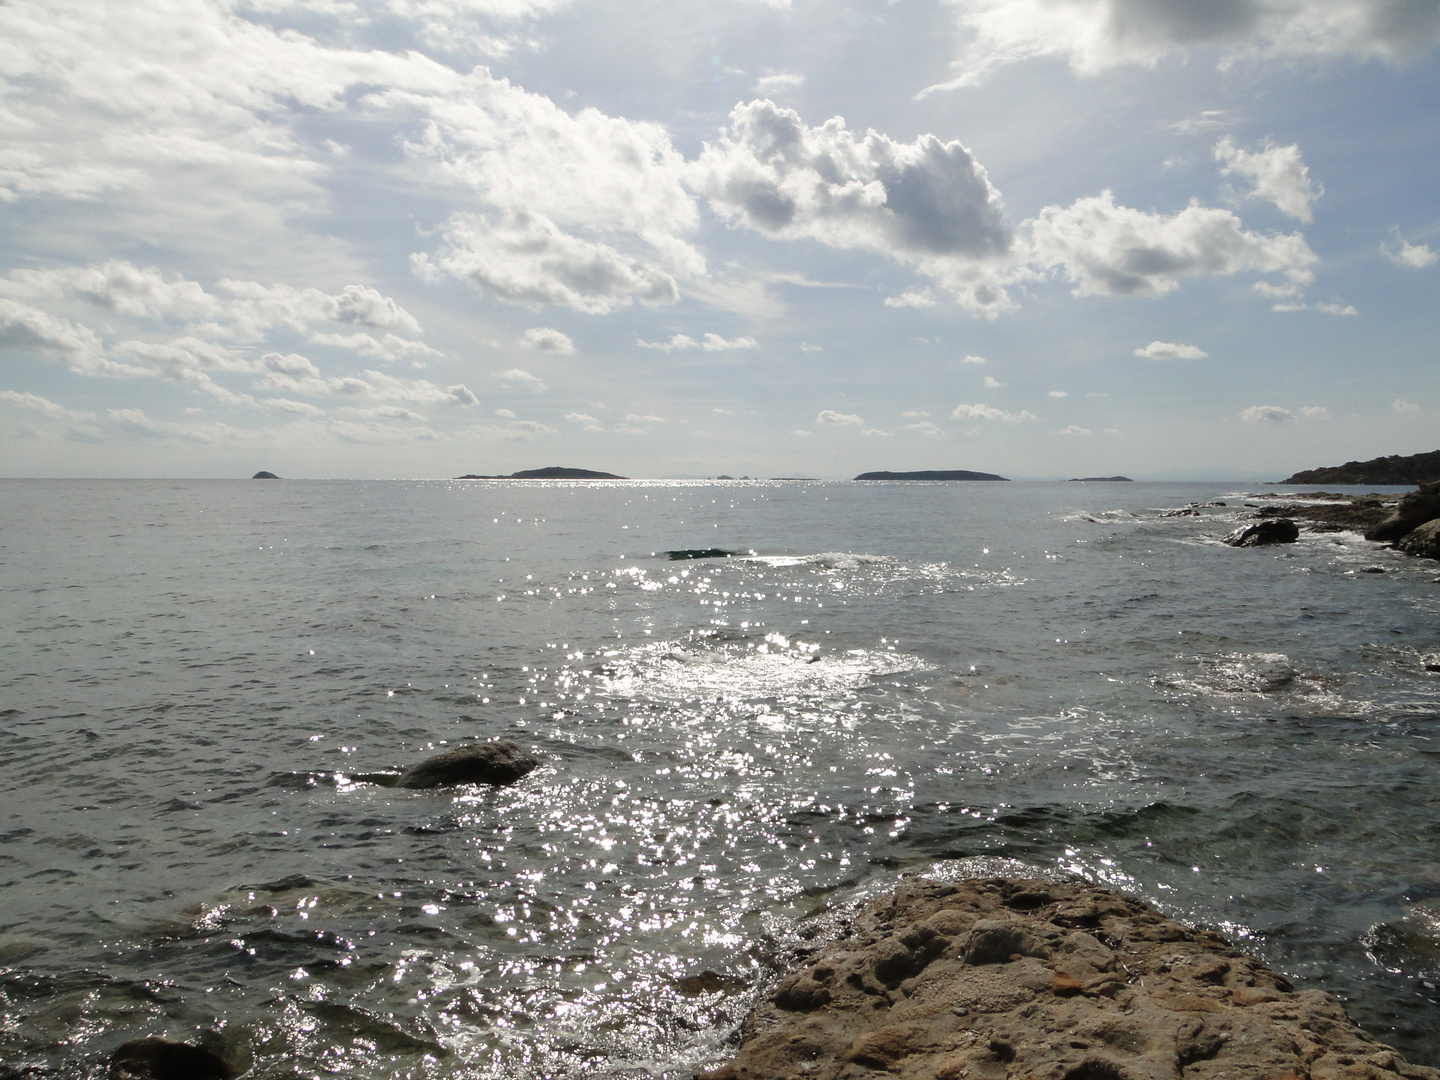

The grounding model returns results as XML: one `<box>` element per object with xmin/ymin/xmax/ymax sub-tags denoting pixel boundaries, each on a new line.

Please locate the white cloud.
<box><xmin>518</xmin><ymin>327</ymin><xmax>576</xmax><ymax>353</ymax></box>
<box><xmin>1026</xmin><ymin>191</ymin><xmax>1317</xmax><ymax>298</ymax></box>
<box><xmin>1393</xmin><ymin>398</ymin><xmax>1421</xmax><ymax>413</ymax></box>
<box><xmin>466</xmin><ymin>418</ymin><xmax>558</xmax><ymax>441</ymax></box>
<box><xmin>951</xmin><ymin>402</ymin><xmax>1036</xmax><ymax>421</ymax></box>
<box><xmin>1241</xmin><ymin>404</ymin><xmax>1295</xmax><ymax>423</ymax></box>
<box><xmin>0</xmin><ymin>298</ymin><xmax>107</xmax><ymax>370</ymax></box>
<box><xmin>490</xmin><ymin>367</ymin><xmax>547</xmax><ymax>392</ymax></box>
<box><xmin>1385</xmin><ymin>232</ymin><xmax>1439</xmax><ymax>268</ymax></box>
<box><xmin>1253</xmin><ymin>280</ymin><xmax>1305</xmax><ymax>299</ymax></box>
<box><xmin>959</xmin><ymin>354</ymin><xmax>987</xmax><ymax>364</ymax></box>
<box><xmin>1215</xmin><ymin>138</ymin><xmax>1322</xmax><ymax>222</ymax></box>
<box><xmin>1316</xmin><ymin>301</ymin><xmax>1358</xmax><ymax>316</ymax></box>
<box><xmin>415</xmin><ymin>212</ymin><xmax>680</xmax><ymax>314</ymax></box>
<box><xmin>702</xmin><ymin>332</ymin><xmax>759</xmax><ymax>351</ymax></box>
<box><xmin>494</xmin><ymin>408</ymin><xmax>517</xmax><ymax>418</ymax></box>
<box><xmin>638</xmin><ymin>334</ymin><xmax>698</xmax><ymax>351</ymax></box>
<box><xmin>885</xmin><ymin>290</ymin><xmax>937</xmax><ymax>307</ymax></box>
<box><xmin>799</xmin><ymin>342</ymin><xmax>822</xmax><ymax>352</ymax></box>
<box><xmin>565</xmin><ymin>411</ymin><xmax>604</xmax><ymax>431</ymax></box>
<box><xmin>1134</xmin><ymin>340</ymin><xmax>1208</xmax><ymax>360</ymax></box>
<box><xmin>693</xmin><ymin>100</ymin><xmax>1015</xmax><ymax>314</ymax></box>
<box><xmin>1299</xmin><ymin>406</ymin><xmax>1329</xmax><ymax>419</ymax></box>
<box><xmin>1048</xmin><ymin>390</ymin><xmax>1069</xmax><ymax>398</ymax></box>
<box><xmin>860</xmin><ymin>427</ymin><xmax>893</xmax><ymax>437</ymax></box>
<box><xmin>816</xmin><ymin>409</ymin><xmax>864</xmax><ymax>425</ymax></box>
<box><xmin>983</xmin><ymin>375</ymin><xmax>1004</xmax><ymax>387</ymax></box>
<box><xmin>1059</xmin><ymin>424</ymin><xmax>1092</xmax><ymax>435</ymax></box>
<box><xmin>754</xmin><ymin>73</ymin><xmax>805</xmax><ymax>93</ymax></box>
<box><xmin>0</xmin><ymin>389</ymin><xmax>96</xmax><ymax>422</ymax></box>
<box><xmin>926</xmin><ymin>0</ymin><xmax>1440</xmax><ymax>91</ymax></box>
<box><xmin>906</xmin><ymin>421</ymin><xmax>945</xmax><ymax>436</ymax></box>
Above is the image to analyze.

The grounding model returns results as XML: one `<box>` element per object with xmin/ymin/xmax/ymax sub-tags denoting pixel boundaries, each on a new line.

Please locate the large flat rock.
<box><xmin>699</xmin><ymin>877</ymin><xmax>1438</xmax><ymax>1080</ymax></box>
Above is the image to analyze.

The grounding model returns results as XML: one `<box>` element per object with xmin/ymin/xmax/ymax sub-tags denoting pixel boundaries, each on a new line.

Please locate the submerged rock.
<box><xmin>397</xmin><ymin>741</ymin><xmax>539</xmax><ymax>789</ymax></box>
<box><xmin>1223</xmin><ymin>519</ymin><xmax>1300</xmax><ymax>546</ymax></box>
<box><xmin>1366</xmin><ymin>480</ymin><xmax>1440</xmax><ymax>542</ymax></box>
<box><xmin>698</xmin><ymin>876</ymin><xmax>1440</xmax><ymax>1080</ymax></box>
<box><xmin>1396</xmin><ymin>519</ymin><xmax>1440</xmax><ymax>560</ymax></box>
<box><xmin>109</xmin><ymin>1038</ymin><xmax>236</xmax><ymax>1080</ymax></box>
<box><xmin>666</xmin><ymin>548</ymin><xmax>744</xmax><ymax>560</ymax></box>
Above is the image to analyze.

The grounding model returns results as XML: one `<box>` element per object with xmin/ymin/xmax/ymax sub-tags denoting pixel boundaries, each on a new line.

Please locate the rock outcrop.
<box><xmin>1223</xmin><ymin>520</ymin><xmax>1299</xmax><ymax>547</ymax></box>
<box><xmin>1365</xmin><ymin>481</ymin><xmax>1440</xmax><ymax>542</ymax></box>
<box><xmin>698</xmin><ymin>876</ymin><xmax>1439</xmax><ymax>1080</ymax></box>
<box><xmin>396</xmin><ymin>741</ymin><xmax>539</xmax><ymax>789</ymax></box>
<box><xmin>251</xmin><ymin>470</ymin><xmax>280</xmax><ymax>479</ymax></box>
<box><xmin>109</xmin><ymin>1037</ymin><xmax>236</xmax><ymax>1080</ymax></box>
<box><xmin>1395</xmin><ymin>519</ymin><xmax>1440</xmax><ymax>559</ymax></box>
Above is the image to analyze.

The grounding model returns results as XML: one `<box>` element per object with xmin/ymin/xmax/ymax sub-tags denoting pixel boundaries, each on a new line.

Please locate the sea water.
<box><xmin>1</xmin><ymin>478</ymin><xmax>1438</xmax><ymax>1078</ymax></box>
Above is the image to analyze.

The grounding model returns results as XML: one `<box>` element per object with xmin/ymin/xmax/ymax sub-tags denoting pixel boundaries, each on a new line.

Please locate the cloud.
<box><xmin>1058</xmin><ymin>424</ymin><xmax>1092</xmax><ymax>435</ymax></box>
<box><xmin>958</xmin><ymin>354</ymin><xmax>987</xmax><ymax>364</ymax></box>
<box><xmin>0</xmin><ymin>389</ymin><xmax>96</xmax><ymax>422</ymax></box>
<box><xmin>816</xmin><ymin>409</ymin><xmax>864</xmax><ymax>425</ymax></box>
<box><xmin>754</xmin><ymin>73</ymin><xmax>805</xmax><ymax>93</ymax></box>
<box><xmin>1241</xmin><ymin>404</ymin><xmax>1295</xmax><ymax>423</ymax></box>
<box><xmin>1315</xmin><ymin>301</ymin><xmax>1358</xmax><ymax>316</ymax></box>
<box><xmin>447</xmin><ymin>384</ymin><xmax>479</xmax><ymax>406</ymax></box>
<box><xmin>1385</xmin><ymin>231</ymin><xmax>1439</xmax><ymax>268</ymax></box>
<box><xmin>638</xmin><ymin>331</ymin><xmax>758</xmax><ymax>351</ymax></box>
<box><xmin>926</xmin><ymin>0</ymin><xmax>1440</xmax><ymax>90</ymax></box>
<box><xmin>466</xmin><ymin>418</ymin><xmax>558</xmax><ymax>441</ymax></box>
<box><xmin>0</xmin><ymin>299</ymin><xmax>107</xmax><ymax>369</ymax></box>
<box><xmin>1026</xmin><ymin>191</ymin><xmax>1317</xmax><ymax>298</ymax></box>
<box><xmin>565</xmin><ymin>411</ymin><xmax>604</xmax><ymax>431</ymax></box>
<box><xmin>415</xmin><ymin>212</ymin><xmax>680</xmax><ymax>314</ymax></box>
<box><xmin>1393</xmin><ymin>398</ymin><xmax>1420</xmax><ymax>413</ymax></box>
<box><xmin>983</xmin><ymin>375</ymin><xmax>1004</xmax><ymax>387</ymax></box>
<box><xmin>951</xmin><ymin>402</ymin><xmax>1037</xmax><ymax>421</ymax></box>
<box><xmin>1134</xmin><ymin>340</ymin><xmax>1208</xmax><ymax>360</ymax></box>
<box><xmin>885</xmin><ymin>290</ymin><xmax>937</xmax><ymax>307</ymax></box>
<box><xmin>860</xmin><ymin>427</ymin><xmax>893</xmax><ymax>437</ymax></box>
<box><xmin>693</xmin><ymin>100</ymin><xmax>1015</xmax><ymax>314</ymax></box>
<box><xmin>518</xmin><ymin>327</ymin><xmax>576</xmax><ymax>353</ymax></box>
<box><xmin>489</xmin><ymin>367</ymin><xmax>547</xmax><ymax>392</ymax></box>
<box><xmin>494</xmin><ymin>408</ymin><xmax>517</xmax><ymax>418</ymax></box>
<box><xmin>1299</xmin><ymin>406</ymin><xmax>1329</xmax><ymax>419</ymax></box>
<box><xmin>906</xmin><ymin>420</ymin><xmax>946</xmax><ymax>436</ymax></box>
<box><xmin>1215</xmin><ymin>138</ymin><xmax>1322</xmax><ymax>222</ymax></box>
<box><xmin>1048</xmin><ymin>390</ymin><xmax>1069</xmax><ymax>398</ymax></box>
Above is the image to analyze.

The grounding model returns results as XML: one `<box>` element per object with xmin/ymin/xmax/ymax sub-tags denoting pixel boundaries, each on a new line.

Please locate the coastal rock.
<box><xmin>1367</xmin><ymin>481</ymin><xmax>1440</xmax><ymax>543</ymax></box>
<box><xmin>251</xmin><ymin>470</ymin><xmax>280</xmax><ymax>479</ymax></box>
<box><xmin>698</xmin><ymin>876</ymin><xmax>1440</xmax><ymax>1080</ymax></box>
<box><xmin>854</xmin><ymin>470</ymin><xmax>1009</xmax><ymax>482</ymax></box>
<box><xmin>109</xmin><ymin>1038</ymin><xmax>236</xmax><ymax>1080</ymax></box>
<box><xmin>1395</xmin><ymin>519</ymin><xmax>1440</xmax><ymax>560</ymax></box>
<box><xmin>1223</xmin><ymin>520</ymin><xmax>1299</xmax><ymax>547</ymax></box>
<box><xmin>396</xmin><ymin>741</ymin><xmax>539</xmax><ymax>789</ymax></box>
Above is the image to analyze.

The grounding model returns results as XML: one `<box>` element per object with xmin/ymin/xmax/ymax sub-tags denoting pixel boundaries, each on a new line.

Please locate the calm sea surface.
<box><xmin>2</xmin><ymin>478</ymin><xmax>1439</xmax><ymax>1078</ymax></box>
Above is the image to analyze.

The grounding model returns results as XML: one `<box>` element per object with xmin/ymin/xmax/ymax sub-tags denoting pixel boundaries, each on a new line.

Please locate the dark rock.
<box><xmin>109</xmin><ymin>1038</ymin><xmax>235</xmax><ymax>1080</ymax></box>
<box><xmin>665</xmin><ymin>548</ymin><xmax>742</xmax><ymax>560</ymax></box>
<box><xmin>251</xmin><ymin>471</ymin><xmax>280</xmax><ymax>479</ymax></box>
<box><xmin>1068</xmin><ymin>476</ymin><xmax>1132</xmax><ymax>482</ymax></box>
<box><xmin>854</xmin><ymin>470</ymin><xmax>1009</xmax><ymax>481</ymax></box>
<box><xmin>1395</xmin><ymin>518</ymin><xmax>1440</xmax><ymax>559</ymax></box>
<box><xmin>1365</xmin><ymin>480</ymin><xmax>1440</xmax><ymax>542</ymax></box>
<box><xmin>397</xmin><ymin>741</ymin><xmax>539</xmax><ymax>789</ymax></box>
<box><xmin>1223</xmin><ymin>519</ymin><xmax>1299</xmax><ymax>546</ymax></box>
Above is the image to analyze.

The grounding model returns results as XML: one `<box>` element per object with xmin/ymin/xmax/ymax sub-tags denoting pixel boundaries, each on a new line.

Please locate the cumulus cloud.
<box><xmin>1215</xmin><ymin>138</ymin><xmax>1322</xmax><ymax>222</ymax></box>
<box><xmin>0</xmin><ymin>389</ymin><xmax>96</xmax><ymax>422</ymax></box>
<box><xmin>906</xmin><ymin>420</ymin><xmax>946</xmax><ymax>436</ymax></box>
<box><xmin>415</xmin><ymin>212</ymin><xmax>680</xmax><ymax>314</ymax></box>
<box><xmin>1299</xmin><ymin>406</ymin><xmax>1329</xmax><ymax>419</ymax></box>
<box><xmin>518</xmin><ymin>327</ymin><xmax>576</xmax><ymax>353</ymax></box>
<box><xmin>0</xmin><ymin>298</ymin><xmax>107</xmax><ymax>369</ymax></box>
<box><xmin>693</xmin><ymin>100</ymin><xmax>1015</xmax><ymax>314</ymax></box>
<box><xmin>1393</xmin><ymin>398</ymin><xmax>1420</xmax><ymax>413</ymax></box>
<box><xmin>816</xmin><ymin>409</ymin><xmax>864</xmax><ymax>425</ymax></box>
<box><xmin>1241</xmin><ymin>404</ymin><xmax>1295</xmax><ymax>423</ymax></box>
<box><xmin>926</xmin><ymin>0</ymin><xmax>1440</xmax><ymax>90</ymax></box>
<box><xmin>951</xmin><ymin>402</ymin><xmax>1037</xmax><ymax>421</ymax></box>
<box><xmin>1059</xmin><ymin>424</ymin><xmax>1092</xmax><ymax>435</ymax></box>
<box><xmin>490</xmin><ymin>367</ymin><xmax>547</xmax><ymax>392</ymax></box>
<box><xmin>565</xmin><ymin>411</ymin><xmax>604</xmax><ymax>431</ymax></box>
<box><xmin>1315</xmin><ymin>301</ymin><xmax>1358</xmax><ymax>315</ymax></box>
<box><xmin>1135</xmin><ymin>340</ymin><xmax>1208</xmax><ymax>360</ymax></box>
<box><xmin>885</xmin><ymin>290</ymin><xmax>937</xmax><ymax>307</ymax></box>
<box><xmin>1385</xmin><ymin>232</ymin><xmax>1438</xmax><ymax>268</ymax></box>
<box><xmin>637</xmin><ymin>332</ymin><xmax>758</xmax><ymax>351</ymax></box>
<box><xmin>958</xmin><ymin>354</ymin><xmax>987</xmax><ymax>364</ymax></box>
<box><xmin>1026</xmin><ymin>191</ymin><xmax>1317</xmax><ymax>298</ymax></box>
<box><xmin>754</xmin><ymin>73</ymin><xmax>805</xmax><ymax>93</ymax></box>
<box><xmin>1048</xmin><ymin>390</ymin><xmax>1069</xmax><ymax>397</ymax></box>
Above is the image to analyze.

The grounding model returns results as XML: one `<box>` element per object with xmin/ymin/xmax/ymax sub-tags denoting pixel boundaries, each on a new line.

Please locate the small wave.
<box><xmin>1158</xmin><ymin>651</ymin><xmax>1306</xmax><ymax>696</ymax></box>
<box><xmin>1061</xmin><ymin>509</ymin><xmax>1136</xmax><ymax>523</ymax></box>
<box><xmin>745</xmin><ymin>551</ymin><xmax>890</xmax><ymax>570</ymax></box>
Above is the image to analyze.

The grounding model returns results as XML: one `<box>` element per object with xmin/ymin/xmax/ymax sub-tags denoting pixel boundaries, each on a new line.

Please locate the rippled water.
<box><xmin>2</xmin><ymin>478</ymin><xmax>1439</xmax><ymax>1077</ymax></box>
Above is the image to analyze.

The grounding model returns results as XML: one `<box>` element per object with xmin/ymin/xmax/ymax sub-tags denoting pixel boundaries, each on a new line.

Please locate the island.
<box><xmin>1282</xmin><ymin>449</ymin><xmax>1440</xmax><ymax>485</ymax></box>
<box><xmin>251</xmin><ymin>470</ymin><xmax>280</xmax><ymax>479</ymax></box>
<box><xmin>854</xmin><ymin>469</ymin><xmax>1009</xmax><ymax>481</ymax></box>
<box><xmin>1069</xmin><ymin>475</ymin><xmax>1132</xmax><ymax>482</ymax></box>
<box><xmin>455</xmin><ymin>466</ymin><xmax>627</xmax><ymax>480</ymax></box>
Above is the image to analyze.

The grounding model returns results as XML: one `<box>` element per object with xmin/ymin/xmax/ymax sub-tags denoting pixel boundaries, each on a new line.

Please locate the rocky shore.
<box><xmin>700</xmin><ymin>876</ymin><xmax>1438</xmax><ymax>1080</ymax></box>
<box><xmin>1236</xmin><ymin>481</ymin><xmax>1440</xmax><ymax>559</ymax></box>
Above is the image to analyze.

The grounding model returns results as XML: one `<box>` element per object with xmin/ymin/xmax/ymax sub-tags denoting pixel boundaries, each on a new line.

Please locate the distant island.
<box><xmin>252</xmin><ymin>470</ymin><xmax>280</xmax><ymax>479</ymax></box>
<box><xmin>1281</xmin><ymin>450</ymin><xmax>1440</xmax><ymax>485</ymax></box>
<box><xmin>456</xmin><ymin>466</ymin><xmax>627</xmax><ymax>480</ymax></box>
<box><xmin>1069</xmin><ymin>475</ymin><xmax>1132</xmax><ymax>482</ymax></box>
<box><xmin>854</xmin><ymin>470</ymin><xmax>1008</xmax><ymax>481</ymax></box>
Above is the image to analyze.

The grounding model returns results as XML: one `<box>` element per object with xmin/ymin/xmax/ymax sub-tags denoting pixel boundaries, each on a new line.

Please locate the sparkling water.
<box><xmin>2</xmin><ymin>478</ymin><xmax>1438</xmax><ymax>1077</ymax></box>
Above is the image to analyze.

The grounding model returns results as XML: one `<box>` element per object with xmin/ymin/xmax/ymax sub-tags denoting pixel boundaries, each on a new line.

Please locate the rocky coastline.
<box><xmin>1231</xmin><ymin>481</ymin><xmax>1440</xmax><ymax>559</ymax></box>
<box><xmin>698</xmin><ymin>875</ymin><xmax>1439</xmax><ymax>1080</ymax></box>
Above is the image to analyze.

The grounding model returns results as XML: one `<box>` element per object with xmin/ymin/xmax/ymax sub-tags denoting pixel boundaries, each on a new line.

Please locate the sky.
<box><xmin>1</xmin><ymin>0</ymin><xmax>1437</xmax><ymax>480</ymax></box>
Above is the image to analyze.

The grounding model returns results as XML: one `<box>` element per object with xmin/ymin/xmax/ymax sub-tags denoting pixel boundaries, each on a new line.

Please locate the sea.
<box><xmin>2</xmin><ymin>478</ymin><xmax>1439</xmax><ymax>1079</ymax></box>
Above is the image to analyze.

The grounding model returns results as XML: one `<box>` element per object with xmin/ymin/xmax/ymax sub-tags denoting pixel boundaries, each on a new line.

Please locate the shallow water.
<box><xmin>2</xmin><ymin>479</ymin><xmax>1438</xmax><ymax>1077</ymax></box>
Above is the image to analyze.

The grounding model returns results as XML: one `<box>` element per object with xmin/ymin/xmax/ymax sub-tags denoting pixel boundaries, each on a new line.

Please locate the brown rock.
<box><xmin>1396</xmin><ymin>519</ymin><xmax>1440</xmax><ymax>560</ymax></box>
<box><xmin>396</xmin><ymin>740</ymin><xmax>539</xmax><ymax>788</ymax></box>
<box><xmin>700</xmin><ymin>877</ymin><xmax>1439</xmax><ymax>1080</ymax></box>
<box><xmin>1366</xmin><ymin>481</ymin><xmax>1440</xmax><ymax>542</ymax></box>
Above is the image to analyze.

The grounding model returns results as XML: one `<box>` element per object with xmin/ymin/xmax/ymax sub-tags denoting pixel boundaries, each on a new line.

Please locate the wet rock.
<box><xmin>1223</xmin><ymin>519</ymin><xmax>1300</xmax><ymax>546</ymax></box>
<box><xmin>396</xmin><ymin>741</ymin><xmax>539</xmax><ymax>789</ymax></box>
<box><xmin>1396</xmin><ymin>519</ymin><xmax>1440</xmax><ymax>560</ymax></box>
<box><xmin>109</xmin><ymin>1038</ymin><xmax>236</xmax><ymax>1080</ymax></box>
<box><xmin>1366</xmin><ymin>480</ymin><xmax>1440</xmax><ymax>542</ymax></box>
<box><xmin>699</xmin><ymin>877</ymin><xmax>1440</xmax><ymax>1080</ymax></box>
